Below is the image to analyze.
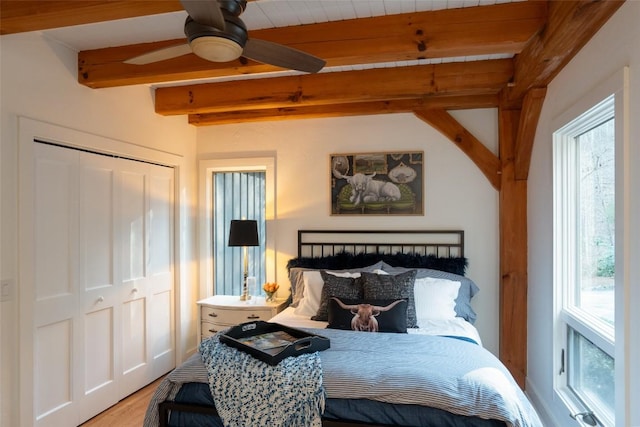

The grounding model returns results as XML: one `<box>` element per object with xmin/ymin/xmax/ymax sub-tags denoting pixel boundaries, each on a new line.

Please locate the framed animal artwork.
<box><xmin>330</xmin><ymin>151</ymin><xmax>424</xmax><ymax>215</ymax></box>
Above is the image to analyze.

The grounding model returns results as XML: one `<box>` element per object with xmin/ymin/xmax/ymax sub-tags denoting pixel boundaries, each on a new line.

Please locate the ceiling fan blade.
<box><xmin>124</xmin><ymin>43</ymin><xmax>193</xmax><ymax>65</ymax></box>
<box><xmin>180</xmin><ymin>0</ymin><xmax>225</xmax><ymax>30</ymax></box>
<box><xmin>243</xmin><ymin>39</ymin><xmax>326</xmax><ymax>73</ymax></box>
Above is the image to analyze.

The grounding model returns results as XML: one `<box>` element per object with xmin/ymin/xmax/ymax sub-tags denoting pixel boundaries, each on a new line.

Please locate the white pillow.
<box><xmin>413</xmin><ymin>277</ymin><xmax>461</xmax><ymax>324</ymax></box>
<box><xmin>294</xmin><ymin>271</ymin><xmax>324</xmax><ymax>317</ymax></box>
<box><xmin>294</xmin><ymin>270</ymin><xmax>361</xmax><ymax>317</ymax></box>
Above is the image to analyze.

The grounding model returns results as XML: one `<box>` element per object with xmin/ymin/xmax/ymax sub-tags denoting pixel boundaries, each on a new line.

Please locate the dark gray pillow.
<box><xmin>360</xmin><ymin>270</ymin><xmax>418</xmax><ymax>328</ymax></box>
<box><xmin>288</xmin><ymin>262</ymin><xmax>384</xmax><ymax>307</ymax></box>
<box><xmin>380</xmin><ymin>262</ymin><xmax>478</xmax><ymax>324</ymax></box>
<box><xmin>311</xmin><ymin>271</ymin><xmax>363</xmax><ymax>321</ymax></box>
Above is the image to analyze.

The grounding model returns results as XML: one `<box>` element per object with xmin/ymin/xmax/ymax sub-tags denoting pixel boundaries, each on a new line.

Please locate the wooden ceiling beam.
<box><xmin>155</xmin><ymin>59</ymin><xmax>513</xmax><ymax>115</ymax></box>
<box><xmin>77</xmin><ymin>2</ymin><xmax>544</xmax><ymax>88</ymax></box>
<box><xmin>505</xmin><ymin>0</ymin><xmax>625</xmax><ymax>106</ymax></box>
<box><xmin>0</xmin><ymin>1</ymin><xmax>184</xmax><ymax>35</ymax></box>
<box><xmin>188</xmin><ymin>94</ymin><xmax>500</xmax><ymax>126</ymax></box>
<box><xmin>413</xmin><ymin>108</ymin><xmax>502</xmax><ymax>191</ymax></box>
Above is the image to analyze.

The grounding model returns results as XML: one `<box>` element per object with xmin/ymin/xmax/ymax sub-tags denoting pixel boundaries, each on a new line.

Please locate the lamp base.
<box><xmin>239</xmin><ymin>279</ymin><xmax>251</xmax><ymax>301</ymax></box>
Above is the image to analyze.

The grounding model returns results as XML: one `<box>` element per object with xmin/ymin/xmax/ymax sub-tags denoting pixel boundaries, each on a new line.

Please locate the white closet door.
<box><xmin>22</xmin><ymin>142</ymin><xmax>175</xmax><ymax>426</ymax></box>
<box><xmin>147</xmin><ymin>166</ymin><xmax>175</xmax><ymax>380</ymax></box>
<box><xmin>117</xmin><ymin>159</ymin><xmax>176</xmax><ymax>396</ymax></box>
<box><xmin>31</xmin><ymin>143</ymin><xmax>80</xmax><ymax>427</ymax></box>
<box><xmin>118</xmin><ymin>159</ymin><xmax>151</xmax><ymax>396</ymax></box>
<box><xmin>77</xmin><ymin>153</ymin><xmax>121</xmax><ymax>423</ymax></box>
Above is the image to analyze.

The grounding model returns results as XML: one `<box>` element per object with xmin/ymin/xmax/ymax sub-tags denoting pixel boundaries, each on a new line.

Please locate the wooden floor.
<box><xmin>79</xmin><ymin>376</ymin><xmax>165</xmax><ymax>427</ymax></box>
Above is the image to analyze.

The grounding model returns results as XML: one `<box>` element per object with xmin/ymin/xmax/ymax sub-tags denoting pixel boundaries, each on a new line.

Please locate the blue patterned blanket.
<box><xmin>198</xmin><ymin>334</ymin><xmax>325</xmax><ymax>427</ymax></box>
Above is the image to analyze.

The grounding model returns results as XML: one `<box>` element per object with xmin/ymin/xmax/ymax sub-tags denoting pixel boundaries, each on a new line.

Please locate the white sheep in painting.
<box><xmin>333</xmin><ymin>171</ymin><xmax>401</xmax><ymax>206</ymax></box>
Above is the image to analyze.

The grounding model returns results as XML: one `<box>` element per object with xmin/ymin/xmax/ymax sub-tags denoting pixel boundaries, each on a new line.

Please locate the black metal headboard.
<box><xmin>297</xmin><ymin>230</ymin><xmax>464</xmax><ymax>259</ymax></box>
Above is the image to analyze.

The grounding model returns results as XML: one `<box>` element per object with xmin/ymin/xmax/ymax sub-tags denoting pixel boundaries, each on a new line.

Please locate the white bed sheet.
<box><xmin>269</xmin><ymin>306</ymin><xmax>482</xmax><ymax>346</ymax></box>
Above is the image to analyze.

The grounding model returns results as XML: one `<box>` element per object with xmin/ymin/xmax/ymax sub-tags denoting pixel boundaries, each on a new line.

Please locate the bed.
<box><xmin>144</xmin><ymin>230</ymin><xmax>542</xmax><ymax>427</ymax></box>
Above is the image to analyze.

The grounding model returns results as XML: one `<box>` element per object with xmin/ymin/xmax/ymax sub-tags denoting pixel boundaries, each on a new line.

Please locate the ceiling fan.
<box><xmin>124</xmin><ymin>0</ymin><xmax>325</xmax><ymax>73</ymax></box>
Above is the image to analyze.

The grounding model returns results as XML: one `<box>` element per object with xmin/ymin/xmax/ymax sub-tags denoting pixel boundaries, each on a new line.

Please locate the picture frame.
<box><xmin>330</xmin><ymin>151</ymin><xmax>424</xmax><ymax>215</ymax></box>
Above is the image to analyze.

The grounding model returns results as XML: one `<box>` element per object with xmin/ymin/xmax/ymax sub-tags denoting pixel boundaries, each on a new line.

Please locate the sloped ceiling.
<box><xmin>0</xmin><ymin>0</ymin><xmax>623</xmax><ymax>126</ymax></box>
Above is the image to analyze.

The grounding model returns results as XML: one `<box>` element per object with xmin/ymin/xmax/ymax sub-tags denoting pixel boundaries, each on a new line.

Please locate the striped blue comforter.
<box><xmin>144</xmin><ymin>328</ymin><xmax>542</xmax><ymax>427</ymax></box>
<box><xmin>313</xmin><ymin>328</ymin><xmax>542</xmax><ymax>427</ymax></box>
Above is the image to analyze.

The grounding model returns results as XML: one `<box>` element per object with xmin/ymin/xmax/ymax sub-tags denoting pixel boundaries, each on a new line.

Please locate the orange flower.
<box><xmin>262</xmin><ymin>282</ymin><xmax>279</xmax><ymax>293</ymax></box>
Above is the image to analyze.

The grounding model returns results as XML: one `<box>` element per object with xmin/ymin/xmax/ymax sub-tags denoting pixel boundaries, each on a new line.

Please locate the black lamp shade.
<box><xmin>228</xmin><ymin>220</ymin><xmax>259</xmax><ymax>247</ymax></box>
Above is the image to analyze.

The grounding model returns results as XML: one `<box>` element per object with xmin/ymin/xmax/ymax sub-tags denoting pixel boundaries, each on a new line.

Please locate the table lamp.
<box><xmin>228</xmin><ymin>219</ymin><xmax>259</xmax><ymax>301</ymax></box>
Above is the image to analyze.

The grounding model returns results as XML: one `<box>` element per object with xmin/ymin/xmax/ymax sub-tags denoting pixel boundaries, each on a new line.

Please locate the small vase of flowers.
<box><xmin>263</xmin><ymin>282</ymin><xmax>279</xmax><ymax>302</ymax></box>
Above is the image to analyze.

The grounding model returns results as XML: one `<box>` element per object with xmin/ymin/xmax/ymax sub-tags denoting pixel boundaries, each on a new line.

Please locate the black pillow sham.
<box><xmin>360</xmin><ymin>270</ymin><xmax>418</xmax><ymax>328</ymax></box>
<box><xmin>327</xmin><ymin>297</ymin><xmax>408</xmax><ymax>333</ymax></box>
<box><xmin>311</xmin><ymin>271</ymin><xmax>363</xmax><ymax>321</ymax></box>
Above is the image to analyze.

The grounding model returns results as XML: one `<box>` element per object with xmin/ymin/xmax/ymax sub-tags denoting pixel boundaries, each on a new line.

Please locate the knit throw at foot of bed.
<box><xmin>199</xmin><ymin>334</ymin><xmax>325</xmax><ymax>427</ymax></box>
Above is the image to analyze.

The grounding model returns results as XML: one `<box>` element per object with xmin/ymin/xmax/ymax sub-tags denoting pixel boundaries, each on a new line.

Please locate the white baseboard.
<box><xmin>526</xmin><ymin>378</ymin><xmax>563</xmax><ymax>427</ymax></box>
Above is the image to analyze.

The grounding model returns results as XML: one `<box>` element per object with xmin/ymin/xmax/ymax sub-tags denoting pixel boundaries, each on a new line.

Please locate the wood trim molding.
<box><xmin>413</xmin><ymin>108</ymin><xmax>502</xmax><ymax>191</ymax></box>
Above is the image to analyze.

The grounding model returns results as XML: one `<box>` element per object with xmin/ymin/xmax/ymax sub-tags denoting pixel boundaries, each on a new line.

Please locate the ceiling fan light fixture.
<box><xmin>191</xmin><ymin>36</ymin><xmax>243</xmax><ymax>62</ymax></box>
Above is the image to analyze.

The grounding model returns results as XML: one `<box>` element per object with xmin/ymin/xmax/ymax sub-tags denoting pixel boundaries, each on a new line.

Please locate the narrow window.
<box><xmin>554</xmin><ymin>95</ymin><xmax>615</xmax><ymax>426</ymax></box>
<box><xmin>212</xmin><ymin>171</ymin><xmax>266</xmax><ymax>296</ymax></box>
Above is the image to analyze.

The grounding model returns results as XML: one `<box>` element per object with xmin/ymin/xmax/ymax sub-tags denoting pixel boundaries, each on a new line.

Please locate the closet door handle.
<box><xmin>97</xmin><ymin>296</ymin><xmax>104</xmax><ymax>303</ymax></box>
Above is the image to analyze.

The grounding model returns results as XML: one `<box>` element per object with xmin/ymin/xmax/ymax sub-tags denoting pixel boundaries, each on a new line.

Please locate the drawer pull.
<box><xmin>208</xmin><ymin>328</ymin><xmax>217</xmax><ymax>333</ymax></box>
<box><xmin>208</xmin><ymin>312</ymin><xmax>218</xmax><ymax>318</ymax></box>
<box><xmin>247</xmin><ymin>314</ymin><xmax>260</xmax><ymax>319</ymax></box>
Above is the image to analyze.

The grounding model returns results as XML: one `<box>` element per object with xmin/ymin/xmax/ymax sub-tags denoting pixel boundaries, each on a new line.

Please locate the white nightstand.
<box><xmin>197</xmin><ymin>295</ymin><xmax>287</xmax><ymax>342</ymax></box>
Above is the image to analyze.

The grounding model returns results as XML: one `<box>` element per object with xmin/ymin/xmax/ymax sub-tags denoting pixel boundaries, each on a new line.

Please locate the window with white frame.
<box><xmin>199</xmin><ymin>157</ymin><xmax>275</xmax><ymax>299</ymax></box>
<box><xmin>213</xmin><ymin>171</ymin><xmax>266</xmax><ymax>295</ymax></box>
<box><xmin>553</xmin><ymin>95</ymin><xmax>616</xmax><ymax>427</ymax></box>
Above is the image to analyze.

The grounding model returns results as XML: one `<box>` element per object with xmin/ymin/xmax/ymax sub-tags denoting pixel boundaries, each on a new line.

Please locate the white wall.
<box><xmin>196</xmin><ymin>110</ymin><xmax>501</xmax><ymax>352</ymax></box>
<box><xmin>0</xmin><ymin>33</ymin><xmax>198</xmax><ymax>427</ymax></box>
<box><xmin>527</xmin><ymin>2</ymin><xmax>640</xmax><ymax>426</ymax></box>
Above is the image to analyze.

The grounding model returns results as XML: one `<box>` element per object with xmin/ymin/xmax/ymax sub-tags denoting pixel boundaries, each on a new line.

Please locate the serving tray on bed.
<box><xmin>220</xmin><ymin>321</ymin><xmax>330</xmax><ymax>365</ymax></box>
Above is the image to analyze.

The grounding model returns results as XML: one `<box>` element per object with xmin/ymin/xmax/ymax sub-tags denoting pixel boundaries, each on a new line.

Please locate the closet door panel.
<box><xmin>148</xmin><ymin>168</ymin><xmax>175</xmax><ymax>376</ymax></box>
<box><xmin>77</xmin><ymin>154</ymin><xmax>120</xmax><ymax>423</ymax></box>
<box><xmin>84</xmin><ymin>308</ymin><xmax>114</xmax><ymax>390</ymax></box>
<box><xmin>35</xmin><ymin>320</ymin><xmax>74</xmax><ymax>426</ymax></box>
<box><xmin>118</xmin><ymin>161</ymin><xmax>151</xmax><ymax>395</ymax></box>
<box><xmin>32</xmin><ymin>144</ymin><xmax>79</xmax><ymax>426</ymax></box>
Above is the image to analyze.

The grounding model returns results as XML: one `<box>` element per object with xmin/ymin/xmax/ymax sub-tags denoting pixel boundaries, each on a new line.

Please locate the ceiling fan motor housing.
<box><xmin>218</xmin><ymin>0</ymin><xmax>247</xmax><ymax>17</ymax></box>
<box><xmin>184</xmin><ymin>12</ymin><xmax>247</xmax><ymax>62</ymax></box>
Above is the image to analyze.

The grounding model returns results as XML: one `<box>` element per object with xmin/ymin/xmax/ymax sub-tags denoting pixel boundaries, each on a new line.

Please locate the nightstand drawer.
<box><xmin>197</xmin><ymin>295</ymin><xmax>287</xmax><ymax>343</ymax></box>
<box><xmin>201</xmin><ymin>321</ymin><xmax>222</xmax><ymax>338</ymax></box>
<box><xmin>201</xmin><ymin>305</ymin><xmax>273</xmax><ymax>325</ymax></box>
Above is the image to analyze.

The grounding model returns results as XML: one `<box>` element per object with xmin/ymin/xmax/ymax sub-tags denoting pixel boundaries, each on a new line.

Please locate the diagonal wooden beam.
<box><xmin>505</xmin><ymin>0</ymin><xmax>624</xmax><ymax>106</ymax></box>
<box><xmin>0</xmin><ymin>1</ymin><xmax>184</xmax><ymax>35</ymax></box>
<box><xmin>77</xmin><ymin>2</ymin><xmax>545</xmax><ymax>88</ymax></box>
<box><xmin>514</xmin><ymin>87</ymin><xmax>547</xmax><ymax>180</ymax></box>
<box><xmin>155</xmin><ymin>59</ymin><xmax>513</xmax><ymax>116</ymax></box>
<box><xmin>413</xmin><ymin>108</ymin><xmax>502</xmax><ymax>191</ymax></box>
<box><xmin>188</xmin><ymin>94</ymin><xmax>500</xmax><ymax>126</ymax></box>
